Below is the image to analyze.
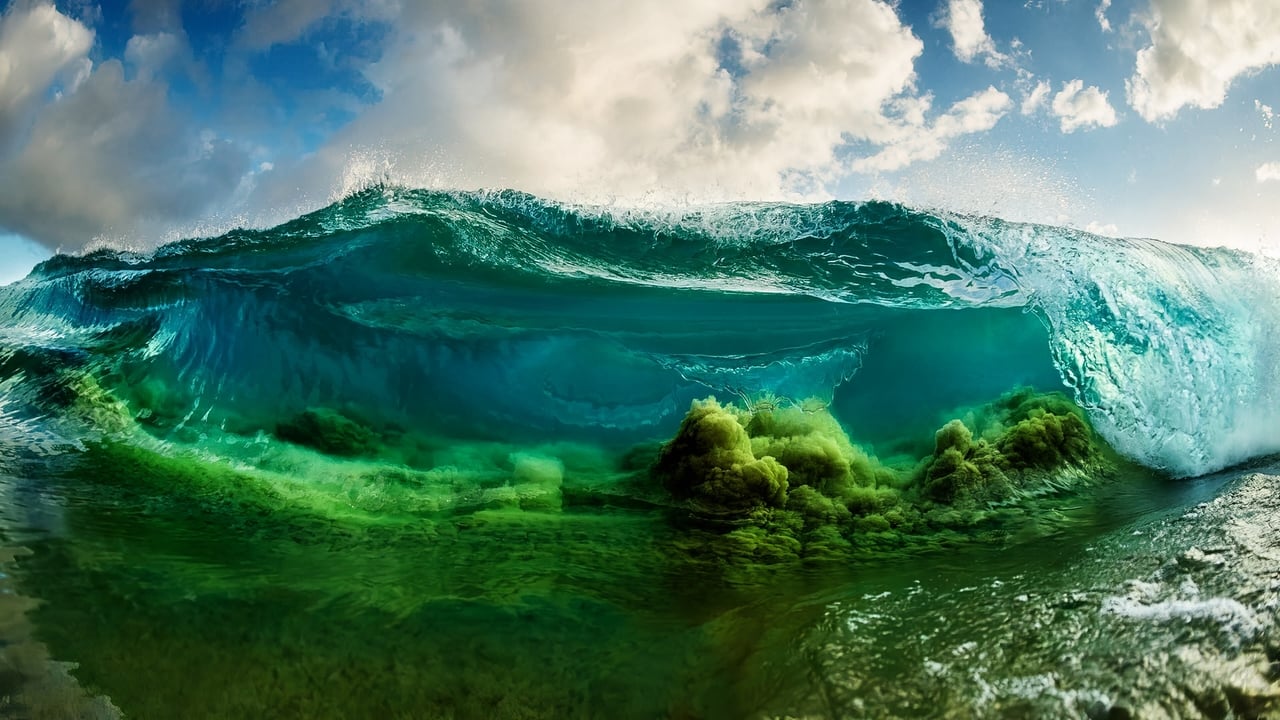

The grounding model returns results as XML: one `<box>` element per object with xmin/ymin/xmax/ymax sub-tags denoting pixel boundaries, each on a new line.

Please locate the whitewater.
<box><xmin>0</xmin><ymin>188</ymin><xmax>1277</xmax><ymax>718</ymax></box>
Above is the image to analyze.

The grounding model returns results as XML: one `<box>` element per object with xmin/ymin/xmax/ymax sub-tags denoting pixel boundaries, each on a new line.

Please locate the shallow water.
<box><xmin>2</xmin><ymin>438</ymin><xmax>1272</xmax><ymax>719</ymax></box>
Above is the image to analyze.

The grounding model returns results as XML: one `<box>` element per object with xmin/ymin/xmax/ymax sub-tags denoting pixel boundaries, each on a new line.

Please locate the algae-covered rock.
<box><xmin>986</xmin><ymin>389</ymin><xmax>1097</xmax><ymax>471</ymax></box>
<box><xmin>716</xmin><ymin>525</ymin><xmax>802</xmax><ymax>564</ymax></box>
<box><xmin>921</xmin><ymin>389</ymin><xmax>1102</xmax><ymax>504</ymax></box>
<box><xmin>991</xmin><ymin>387</ymin><xmax>1087</xmax><ymax>425</ymax></box>
<box><xmin>934</xmin><ymin>418</ymin><xmax>973</xmax><ymax>456</ymax></box>
<box><xmin>785</xmin><ymin>485</ymin><xmax>852</xmax><ymax>527</ymax></box>
<box><xmin>750</xmin><ymin>433</ymin><xmax>852</xmax><ymax>498</ymax></box>
<box><xmin>655</xmin><ymin>398</ymin><xmax>789</xmax><ymax>513</ymax></box>
<box><xmin>276</xmin><ymin>408</ymin><xmax>378</xmax><ymax>457</ymax></box>
<box><xmin>922</xmin><ymin>419</ymin><xmax>1011</xmax><ymax>504</ymax></box>
<box><xmin>843</xmin><ymin>484</ymin><xmax>901</xmax><ymax>516</ymax></box>
<box><xmin>658</xmin><ymin>396</ymin><xmax>900</xmax><ymax>527</ymax></box>
<box><xmin>747</xmin><ymin>405</ymin><xmax>877</xmax><ymax>496</ymax></box>
<box><xmin>996</xmin><ymin>410</ymin><xmax>1093</xmax><ymax>470</ymax></box>
<box><xmin>656</xmin><ymin>388</ymin><xmax>1117</xmax><ymax>564</ymax></box>
<box><xmin>800</xmin><ymin>525</ymin><xmax>853</xmax><ymax>560</ymax></box>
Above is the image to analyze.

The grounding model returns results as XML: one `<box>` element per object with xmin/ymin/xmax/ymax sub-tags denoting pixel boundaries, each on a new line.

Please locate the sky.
<box><xmin>0</xmin><ymin>0</ymin><xmax>1278</xmax><ymax>283</ymax></box>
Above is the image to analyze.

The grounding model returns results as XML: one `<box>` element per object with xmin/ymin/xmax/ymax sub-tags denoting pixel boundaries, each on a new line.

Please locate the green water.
<box><xmin>0</xmin><ymin>433</ymin><xmax>1226</xmax><ymax>720</ymax></box>
<box><xmin>0</xmin><ymin>354</ymin><xmax>1269</xmax><ymax>718</ymax></box>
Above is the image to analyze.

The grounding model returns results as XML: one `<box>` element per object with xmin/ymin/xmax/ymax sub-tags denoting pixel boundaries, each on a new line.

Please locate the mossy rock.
<box><xmin>276</xmin><ymin>408</ymin><xmax>379</xmax><ymax>457</ymax></box>
<box><xmin>785</xmin><ymin>485</ymin><xmax>851</xmax><ymax>528</ymax></box>
<box><xmin>715</xmin><ymin>525</ymin><xmax>802</xmax><ymax>564</ymax></box>
<box><xmin>996</xmin><ymin>409</ymin><xmax>1093</xmax><ymax>470</ymax></box>
<box><xmin>655</xmin><ymin>398</ymin><xmax>789</xmax><ymax>513</ymax></box>
<box><xmin>656</xmin><ymin>389</ymin><xmax>1117</xmax><ymax>561</ymax></box>
<box><xmin>752</xmin><ymin>433</ymin><xmax>853</xmax><ymax>496</ymax></box>
<box><xmin>922</xmin><ymin>420</ymin><xmax>1012</xmax><ymax>503</ymax></box>
<box><xmin>992</xmin><ymin>387</ymin><xmax>1088</xmax><ymax>426</ymax></box>
<box><xmin>923</xmin><ymin>388</ymin><xmax>1102</xmax><ymax>504</ymax></box>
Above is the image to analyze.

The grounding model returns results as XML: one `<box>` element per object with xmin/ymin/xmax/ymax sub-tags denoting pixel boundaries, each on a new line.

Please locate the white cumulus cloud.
<box><xmin>938</xmin><ymin>0</ymin><xmax>1009</xmax><ymax>68</ymax></box>
<box><xmin>1051</xmin><ymin>79</ymin><xmax>1118</xmax><ymax>132</ymax></box>
<box><xmin>124</xmin><ymin>31</ymin><xmax>185</xmax><ymax>82</ymax></box>
<box><xmin>853</xmin><ymin>87</ymin><xmax>1012</xmax><ymax>172</ymax></box>
<box><xmin>1127</xmin><ymin>0</ymin><xmax>1280</xmax><ymax>122</ymax></box>
<box><xmin>253</xmin><ymin>0</ymin><xmax>1013</xmax><ymax>213</ymax></box>
<box><xmin>1086</xmin><ymin>220</ymin><xmax>1120</xmax><ymax>235</ymax></box>
<box><xmin>0</xmin><ymin>3</ymin><xmax>250</xmax><ymax>251</ymax></box>
<box><xmin>1021</xmin><ymin>80</ymin><xmax>1050</xmax><ymax>115</ymax></box>
<box><xmin>1096</xmin><ymin>0</ymin><xmax>1113</xmax><ymax>32</ymax></box>
<box><xmin>1257</xmin><ymin>162</ymin><xmax>1280</xmax><ymax>182</ymax></box>
<box><xmin>0</xmin><ymin>3</ymin><xmax>93</xmax><ymax>145</ymax></box>
<box><xmin>0</xmin><ymin>0</ymin><xmax>1022</xmax><ymax>250</ymax></box>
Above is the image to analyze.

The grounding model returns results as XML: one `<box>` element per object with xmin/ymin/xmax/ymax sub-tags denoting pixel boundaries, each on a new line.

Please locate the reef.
<box><xmin>31</xmin><ymin>353</ymin><xmax>1122</xmax><ymax>579</ymax></box>
<box><xmin>653</xmin><ymin>398</ymin><xmax>789</xmax><ymax>514</ymax></box>
<box><xmin>653</xmin><ymin>388</ymin><xmax>1115</xmax><ymax>564</ymax></box>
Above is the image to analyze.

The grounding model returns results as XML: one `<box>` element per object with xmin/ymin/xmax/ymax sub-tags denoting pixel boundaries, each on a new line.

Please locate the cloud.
<box><xmin>0</xmin><ymin>4</ymin><xmax>250</xmax><ymax>251</ymax></box>
<box><xmin>124</xmin><ymin>31</ymin><xmax>185</xmax><ymax>82</ymax></box>
<box><xmin>938</xmin><ymin>0</ymin><xmax>1009</xmax><ymax>68</ymax></box>
<box><xmin>852</xmin><ymin>87</ymin><xmax>1012</xmax><ymax>172</ymax></box>
<box><xmin>1126</xmin><ymin>0</ymin><xmax>1280</xmax><ymax>122</ymax></box>
<box><xmin>0</xmin><ymin>0</ymin><xmax>1021</xmax><ymax>250</ymax></box>
<box><xmin>253</xmin><ymin>0</ymin><xmax>1009</xmax><ymax>213</ymax></box>
<box><xmin>128</xmin><ymin>0</ymin><xmax>182</xmax><ymax>33</ymax></box>
<box><xmin>1020</xmin><ymin>80</ymin><xmax>1050</xmax><ymax>115</ymax></box>
<box><xmin>1051</xmin><ymin>79</ymin><xmax>1118</xmax><ymax>132</ymax></box>
<box><xmin>235</xmin><ymin>0</ymin><xmax>397</xmax><ymax>50</ymax></box>
<box><xmin>237</xmin><ymin>0</ymin><xmax>336</xmax><ymax>50</ymax></box>
<box><xmin>1095</xmin><ymin>0</ymin><xmax>1113</xmax><ymax>32</ymax></box>
<box><xmin>0</xmin><ymin>3</ymin><xmax>93</xmax><ymax>148</ymax></box>
<box><xmin>1257</xmin><ymin>162</ymin><xmax>1280</xmax><ymax>182</ymax></box>
<box><xmin>1086</xmin><ymin>220</ymin><xmax>1120</xmax><ymax>235</ymax></box>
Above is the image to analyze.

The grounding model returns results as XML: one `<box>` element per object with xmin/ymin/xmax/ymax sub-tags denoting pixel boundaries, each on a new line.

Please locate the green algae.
<box><xmin>39</xmin><ymin>359</ymin><xmax>1132</xmax><ymax>563</ymax></box>
<box><xmin>54</xmin><ymin>372</ymin><xmax>1132</xmax><ymax>572</ymax></box>
<box><xmin>654</xmin><ymin>397</ymin><xmax>789</xmax><ymax>513</ymax></box>
<box><xmin>15</xmin><ymin>436</ymin><xmax>834</xmax><ymax>719</ymax></box>
<box><xmin>650</xmin><ymin>388</ymin><xmax>1128</xmax><ymax>565</ymax></box>
<box><xmin>276</xmin><ymin>407</ymin><xmax>381</xmax><ymax>457</ymax></box>
<box><xmin>0</xmin><ymin>377</ymin><xmax>1169</xmax><ymax>719</ymax></box>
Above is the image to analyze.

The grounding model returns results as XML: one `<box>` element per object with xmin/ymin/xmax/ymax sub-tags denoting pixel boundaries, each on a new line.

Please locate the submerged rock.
<box><xmin>922</xmin><ymin>389</ymin><xmax>1103</xmax><ymax>505</ymax></box>
<box><xmin>276</xmin><ymin>407</ymin><xmax>379</xmax><ymax>457</ymax></box>
<box><xmin>654</xmin><ymin>398</ymin><xmax>789</xmax><ymax>513</ymax></box>
<box><xmin>654</xmin><ymin>388</ymin><xmax>1119</xmax><ymax>561</ymax></box>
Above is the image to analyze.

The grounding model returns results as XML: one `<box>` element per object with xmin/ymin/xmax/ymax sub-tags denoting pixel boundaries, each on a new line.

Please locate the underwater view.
<box><xmin>0</xmin><ymin>188</ymin><xmax>1278</xmax><ymax>718</ymax></box>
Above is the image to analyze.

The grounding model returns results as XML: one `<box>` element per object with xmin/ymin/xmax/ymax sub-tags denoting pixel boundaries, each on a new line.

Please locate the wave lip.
<box><xmin>957</xmin><ymin>216</ymin><xmax>1280</xmax><ymax>476</ymax></box>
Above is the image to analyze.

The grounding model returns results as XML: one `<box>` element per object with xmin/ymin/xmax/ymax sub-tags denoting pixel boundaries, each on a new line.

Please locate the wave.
<box><xmin>2</xmin><ymin>187</ymin><xmax>1278</xmax><ymax>477</ymax></box>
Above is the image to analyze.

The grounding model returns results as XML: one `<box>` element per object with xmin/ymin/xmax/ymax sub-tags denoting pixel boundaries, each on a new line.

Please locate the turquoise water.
<box><xmin>0</xmin><ymin>188</ymin><xmax>1277</xmax><ymax>717</ymax></box>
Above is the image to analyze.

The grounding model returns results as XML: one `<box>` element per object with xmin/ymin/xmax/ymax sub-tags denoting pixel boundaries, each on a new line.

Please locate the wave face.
<box><xmin>2</xmin><ymin>188</ymin><xmax>1278</xmax><ymax>477</ymax></box>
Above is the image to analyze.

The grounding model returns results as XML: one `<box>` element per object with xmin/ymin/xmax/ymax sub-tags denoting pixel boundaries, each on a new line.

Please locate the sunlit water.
<box><xmin>1</xmin><ymin>428</ymin><xmax>1275</xmax><ymax>718</ymax></box>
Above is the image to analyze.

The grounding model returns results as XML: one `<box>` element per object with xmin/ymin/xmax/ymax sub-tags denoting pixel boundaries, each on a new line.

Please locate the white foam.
<box><xmin>1100</xmin><ymin>594</ymin><xmax>1261</xmax><ymax>643</ymax></box>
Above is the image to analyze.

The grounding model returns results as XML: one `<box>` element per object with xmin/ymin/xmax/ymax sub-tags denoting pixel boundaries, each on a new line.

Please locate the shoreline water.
<box><xmin>0</xmin><ymin>546</ymin><xmax>121</xmax><ymax>720</ymax></box>
<box><xmin>2</xmin><ymin>448</ymin><xmax>1275</xmax><ymax>718</ymax></box>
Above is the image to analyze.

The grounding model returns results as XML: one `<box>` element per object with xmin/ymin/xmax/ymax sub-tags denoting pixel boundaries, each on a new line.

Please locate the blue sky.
<box><xmin>1</xmin><ymin>0</ymin><xmax>1278</xmax><ymax>283</ymax></box>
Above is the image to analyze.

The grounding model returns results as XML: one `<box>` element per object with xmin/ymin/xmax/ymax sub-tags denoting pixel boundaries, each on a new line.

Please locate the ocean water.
<box><xmin>0</xmin><ymin>188</ymin><xmax>1276</xmax><ymax>718</ymax></box>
